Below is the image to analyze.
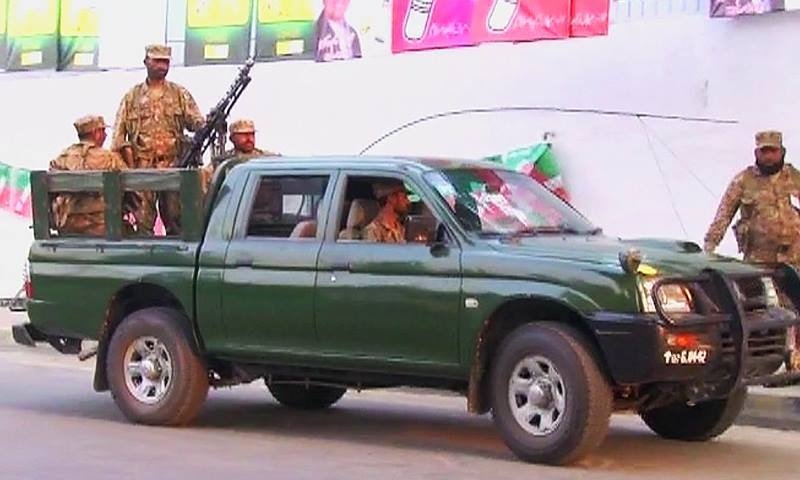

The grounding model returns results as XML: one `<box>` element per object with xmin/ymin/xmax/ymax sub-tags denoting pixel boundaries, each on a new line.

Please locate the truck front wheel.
<box><xmin>640</xmin><ymin>387</ymin><xmax>747</xmax><ymax>441</ymax></box>
<box><xmin>267</xmin><ymin>382</ymin><xmax>346</xmax><ymax>410</ymax></box>
<box><xmin>489</xmin><ymin>322</ymin><xmax>613</xmax><ymax>465</ymax></box>
<box><xmin>106</xmin><ymin>307</ymin><xmax>208</xmax><ymax>425</ymax></box>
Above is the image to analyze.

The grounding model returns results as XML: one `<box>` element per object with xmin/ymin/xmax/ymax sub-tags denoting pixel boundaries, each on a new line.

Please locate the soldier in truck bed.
<box><xmin>49</xmin><ymin>115</ymin><xmax>128</xmax><ymax>236</ymax></box>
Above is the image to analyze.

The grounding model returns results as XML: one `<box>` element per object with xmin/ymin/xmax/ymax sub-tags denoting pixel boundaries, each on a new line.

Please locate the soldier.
<box><xmin>704</xmin><ymin>130</ymin><xmax>800</xmax><ymax>376</ymax></box>
<box><xmin>202</xmin><ymin>119</ymin><xmax>279</xmax><ymax>193</ymax></box>
<box><xmin>111</xmin><ymin>44</ymin><xmax>205</xmax><ymax>235</ymax></box>
<box><xmin>363</xmin><ymin>182</ymin><xmax>409</xmax><ymax>243</ymax></box>
<box><xmin>49</xmin><ymin>115</ymin><xmax>128</xmax><ymax>236</ymax></box>
<box><xmin>703</xmin><ymin>131</ymin><xmax>800</xmax><ymax>265</ymax></box>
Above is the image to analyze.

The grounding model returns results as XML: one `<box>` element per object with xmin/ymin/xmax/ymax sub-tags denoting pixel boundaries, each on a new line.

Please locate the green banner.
<box><xmin>0</xmin><ymin>0</ymin><xmax>8</xmax><ymax>69</ymax></box>
<box><xmin>0</xmin><ymin>162</ymin><xmax>32</xmax><ymax>218</ymax></box>
<box><xmin>57</xmin><ymin>0</ymin><xmax>99</xmax><ymax>70</ymax></box>
<box><xmin>255</xmin><ymin>0</ymin><xmax>317</xmax><ymax>61</ymax></box>
<box><xmin>185</xmin><ymin>0</ymin><xmax>253</xmax><ymax>66</ymax></box>
<box><xmin>4</xmin><ymin>0</ymin><xmax>59</xmax><ymax>71</ymax></box>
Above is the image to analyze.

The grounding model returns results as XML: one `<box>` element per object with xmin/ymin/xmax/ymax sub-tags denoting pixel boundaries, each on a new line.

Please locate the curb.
<box><xmin>738</xmin><ymin>390</ymin><xmax>800</xmax><ymax>431</ymax></box>
<box><xmin>0</xmin><ymin>325</ymin><xmax>11</xmax><ymax>346</ymax></box>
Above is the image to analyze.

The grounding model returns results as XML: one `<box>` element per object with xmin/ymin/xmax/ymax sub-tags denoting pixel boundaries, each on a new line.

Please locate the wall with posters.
<box><xmin>0</xmin><ymin>11</ymin><xmax>799</xmax><ymax>294</ymax></box>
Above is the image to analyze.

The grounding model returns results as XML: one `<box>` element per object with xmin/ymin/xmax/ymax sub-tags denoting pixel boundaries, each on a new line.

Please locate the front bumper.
<box><xmin>590</xmin><ymin>265</ymin><xmax>800</xmax><ymax>401</ymax></box>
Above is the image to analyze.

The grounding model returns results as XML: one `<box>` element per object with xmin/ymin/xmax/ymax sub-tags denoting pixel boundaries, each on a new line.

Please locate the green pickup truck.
<box><xmin>11</xmin><ymin>156</ymin><xmax>800</xmax><ymax>465</ymax></box>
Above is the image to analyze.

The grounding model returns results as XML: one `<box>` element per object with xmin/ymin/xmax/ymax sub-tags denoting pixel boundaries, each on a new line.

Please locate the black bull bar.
<box><xmin>651</xmin><ymin>263</ymin><xmax>800</xmax><ymax>394</ymax></box>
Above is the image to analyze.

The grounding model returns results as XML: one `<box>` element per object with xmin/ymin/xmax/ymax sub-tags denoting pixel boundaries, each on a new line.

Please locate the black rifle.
<box><xmin>176</xmin><ymin>57</ymin><xmax>255</xmax><ymax>169</ymax></box>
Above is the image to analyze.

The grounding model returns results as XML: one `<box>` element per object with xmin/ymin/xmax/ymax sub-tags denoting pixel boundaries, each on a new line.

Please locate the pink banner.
<box><xmin>392</xmin><ymin>0</ymin><xmax>476</xmax><ymax>53</ymax></box>
<box><xmin>570</xmin><ymin>0</ymin><xmax>609</xmax><ymax>37</ymax></box>
<box><xmin>471</xmin><ymin>0</ymin><xmax>571</xmax><ymax>44</ymax></box>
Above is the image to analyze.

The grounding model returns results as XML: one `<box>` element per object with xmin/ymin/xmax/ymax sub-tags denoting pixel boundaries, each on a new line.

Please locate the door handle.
<box><xmin>329</xmin><ymin>261</ymin><xmax>351</xmax><ymax>272</ymax></box>
<box><xmin>232</xmin><ymin>256</ymin><xmax>253</xmax><ymax>268</ymax></box>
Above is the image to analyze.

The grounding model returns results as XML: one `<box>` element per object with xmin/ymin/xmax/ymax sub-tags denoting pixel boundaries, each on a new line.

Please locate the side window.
<box><xmin>336</xmin><ymin>175</ymin><xmax>439</xmax><ymax>245</ymax></box>
<box><xmin>246</xmin><ymin>175</ymin><xmax>329</xmax><ymax>239</ymax></box>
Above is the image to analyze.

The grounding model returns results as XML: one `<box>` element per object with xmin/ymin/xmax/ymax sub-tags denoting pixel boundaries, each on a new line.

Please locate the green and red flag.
<box><xmin>0</xmin><ymin>162</ymin><xmax>32</xmax><ymax>219</ymax></box>
<box><xmin>485</xmin><ymin>143</ymin><xmax>570</xmax><ymax>203</ymax></box>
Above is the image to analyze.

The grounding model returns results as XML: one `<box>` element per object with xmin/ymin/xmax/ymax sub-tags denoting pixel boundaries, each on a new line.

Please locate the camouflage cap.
<box><xmin>373</xmin><ymin>182</ymin><xmax>406</xmax><ymax>200</ymax></box>
<box><xmin>73</xmin><ymin>115</ymin><xmax>110</xmax><ymax>136</ymax></box>
<box><xmin>229</xmin><ymin>119</ymin><xmax>256</xmax><ymax>134</ymax></box>
<box><xmin>145</xmin><ymin>44</ymin><xmax>172</xmax><ymax>60</ymax></box>
<box><xmin>756</xmin><ymin>130</ymin><xmax>783</xmax><ymax>149</ymax></box>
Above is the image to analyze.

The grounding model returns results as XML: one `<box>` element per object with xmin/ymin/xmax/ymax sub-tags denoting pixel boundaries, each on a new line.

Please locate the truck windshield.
<box><xmin>423</xmin><ymin>168</ymin><xmax>597</xmax><ymax>237</ymax></box>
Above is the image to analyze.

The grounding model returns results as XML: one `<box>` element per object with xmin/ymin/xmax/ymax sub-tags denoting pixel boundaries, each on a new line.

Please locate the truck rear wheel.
<box><xmin>106</xmin><ymin>307</ymin><xmax>208</xmax><ymax>425</ymax></box>
<box><xmin>489</xmin><ymin>322</ymin><xmax>612</xmax><ymax>465</ymax></box>
<box><xmin>640</xmin><ymin>387</ymin><xmax>747</xmax><ymax>441</ymax></box>
<box><xmin>267</xmin><ymin>382</ymin><xmax>346</xmax><ymax>410</ymax></box>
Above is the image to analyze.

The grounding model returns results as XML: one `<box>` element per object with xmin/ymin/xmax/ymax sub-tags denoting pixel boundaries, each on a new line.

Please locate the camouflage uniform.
<box><xmin>49</xmin><ymin>116</ymin><xmax>127</xmax><ymax>236</ymax></box>
<box><xmin>201</xmin><ymin>119</ymin><xmax>279</xmax><ymax>194</ymax></box>
<box><xmin>703</xmin><ymin>132</ymin><xmax>800</xmax><ymax>267</ymax></box>
<box><xmin>363</xmin><ymin>217</ymin><xmax>406</xmax><ymax>243</ymax></box>
<box><xmin>704</xmin><ymin>131</ymin><xmax>800</xmax><ymax>372</ymax></box>
<box><xmin>111</xmin><ymin>44</ymin><xmax>204</xmax><ymax>235</ymax></box>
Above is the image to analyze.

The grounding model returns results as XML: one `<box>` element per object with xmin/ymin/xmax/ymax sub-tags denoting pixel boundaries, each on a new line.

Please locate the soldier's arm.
<box><xmin>111</xmin><ymin>92</ymin><xmax>130</xmax><ymax>152</ymax></box>
<box><xmin>179</xmin><ymin>87</ymin><xmax>205</xmax><ymax>132</ymax></box>
<box><xmin>703</xmin><ymin>174</ymin><xmax>744</xmax><ymax>253</ymax></box>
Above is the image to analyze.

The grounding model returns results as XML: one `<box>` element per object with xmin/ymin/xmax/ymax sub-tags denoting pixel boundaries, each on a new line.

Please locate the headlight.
<box><xmin>638</xmin><ymin>277</ymin><xmax>694</xmax><ymax>314</ymax></box>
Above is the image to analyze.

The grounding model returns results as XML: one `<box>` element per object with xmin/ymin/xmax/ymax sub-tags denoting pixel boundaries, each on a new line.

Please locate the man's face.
<box><xmin>145</xmin><ymin>57</ymin><xmax>170</xmax><ymax>81</ymax></box>
<box><xmin>231</xmin><ymin>132</ymin><xmax>256</xmax><ymax>153</ymax></box>
<box><xmin>756</xmin><ymin>146</ymin><xmax>784</xmax><ymax>166</ymax></box>
<box><xmin>323</xmin><ymin>0</ymin><xmax>350</xmax><ymax>20</ymax></box>
<box><xmin>388</xmin><ymin>190</ymin><xmax>410</xmax><ymax>216</ymax></box>
<box><xmin>93</xmin><ymin>127</ymin><xmax>107</xmax><ymax>148</ymax></box>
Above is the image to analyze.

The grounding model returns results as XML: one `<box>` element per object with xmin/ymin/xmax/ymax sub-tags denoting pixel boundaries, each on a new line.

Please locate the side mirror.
<box><xmin>428</xmin><ymin>223</ymin><xmax>449</xmax><ymax>254</ymax></box>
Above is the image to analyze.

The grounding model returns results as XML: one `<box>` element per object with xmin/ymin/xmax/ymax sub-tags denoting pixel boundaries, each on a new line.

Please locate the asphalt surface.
<box><xmin>1</xmin><ymin>335</ymin><xmax>799</xmax><ymax>480</ymax></box>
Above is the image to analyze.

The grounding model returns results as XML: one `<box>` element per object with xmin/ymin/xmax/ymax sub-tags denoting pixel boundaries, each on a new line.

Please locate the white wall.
<box><xmin>0</xmin><ymin>11</ymin><xmax>798</xmax><ymax>295</ymax></box>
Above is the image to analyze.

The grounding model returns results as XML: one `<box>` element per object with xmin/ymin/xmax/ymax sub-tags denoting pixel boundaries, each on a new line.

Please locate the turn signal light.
<box><xmin>666</xmin><ymin>333</ymin><xmax>700</xmax><ymax>349</ymax></box>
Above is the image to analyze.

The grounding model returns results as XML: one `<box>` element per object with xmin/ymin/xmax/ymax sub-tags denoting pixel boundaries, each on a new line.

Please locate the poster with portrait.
<box><xmin>185</xmin><ymin>0</ymin><xmax>253</xmax><ymax>66</ymax></box>
<box><xmin>710</xmin><ymin>0</ymin><xmax>784</xmax><ymax>17</ymax></box>
<box><xmin>4</xmin><ymin>0</ymin><xmax>59</xmax><ymax>71</ymax></box>
<box><xmin>58</xmin><ymin>0</ymin><xmax>100</xmax><ymax>70</ymax></box>
<box><xmin>471</xmin><ymin>0</ymin><xmax>571</xmax><ymax>44</ymax></box>
<box><xmin>255</xmin><ymin>0</ymin><xmax>389</xmax><ymax>63</ymax></box>
<box><xmin>392</xmin><ymin>0</ymin><xmax>475</xmax><ymax>54</ymax></box>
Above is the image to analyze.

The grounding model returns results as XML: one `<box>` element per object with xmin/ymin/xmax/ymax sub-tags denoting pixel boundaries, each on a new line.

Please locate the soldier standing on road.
<box><xmin>202</xmin><ymin>119</ymin><xmax>279</xmax><ymax>194</ymax></box>
<box><xmin>111</xmin><ymin>44</ymin><xmax>205</xmax><ymax>235</ymax></box>
<box><xmin>49</xmin><ymin>115</ymin><xmax>128</xmax><ymax>236</ymax></box>
<box><xmin>704</xmin><ymin>130</ymin><xmax>800</xmax><ymax>374</ymax></box>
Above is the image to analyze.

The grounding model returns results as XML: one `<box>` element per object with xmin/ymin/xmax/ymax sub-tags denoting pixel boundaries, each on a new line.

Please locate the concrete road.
<box><xmin>1</xmin><ymin>341</ymin><xmax>799</xmax><ymax>480</ymax></box>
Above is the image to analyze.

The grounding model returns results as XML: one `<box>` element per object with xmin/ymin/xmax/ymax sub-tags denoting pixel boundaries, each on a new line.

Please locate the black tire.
<box><xmin>640</xmin><ymin>387</ymin><xmax>747</xmax><ymax>441</ymax></box>
<box><xmin>267</xmin><ymin>382</ymin><xmax>346</xmax><ymax>410</ymax></box>
<box><xmin>489</xmin><ymin>322</ymin><xmax>613</xmax><ymax>465</ymax></box>
<box><xmin>106</xmin><ymin>307</ymin><xmax>208</xmax><ymax>425</ymax></box>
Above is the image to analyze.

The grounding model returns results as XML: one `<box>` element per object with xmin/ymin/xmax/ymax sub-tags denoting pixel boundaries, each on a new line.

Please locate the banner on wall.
<box><xmin>485</xmin><ymin>143</ymin><xmax>570</xmax><ymax>203</ymax></box>
<box><xmin>58</xmin><ymin>0</ymin><xmax>100</xmax><ymax>70</ymax></box>
<box><xmin>255</xmin><ymin>0</ymin><xmax>318</xmax><ymax>61</ymax></box>
<box><xmin>185</xmin><ymin>0</ymin><xmax>253</xmax><ymax>66</ymax></box>
<box><xmin>710</xmin><ymin>0</ymin><xmax>784</xmax><ymax>17</ymax></box>
<box><xmin>471</xmin><ymin>0</ymin><xmax>570</xmax><ymax>44</ymax></box>
<box><xmin>392</xmin><ymin>0</ymin><xmax>475</xmax><ymax>53</ymax></box>
<box><xmin>4</xmin><ymin>0</ymin><xmax>59</xmax><ymax>71</ymax></box>
<box><xmin>0</xmin><ymin>163</ymin><xmax>32</xmax><ymax>219</ymax></box>
<box><xmin>570</xmin><ymin>0</ymin><xmax>609</xmax><ymax>37</ymax></box>
<box><xmin>1</xmin><ymin>0</ymin><xmax>8</xmax><ymax>69</ymax></box>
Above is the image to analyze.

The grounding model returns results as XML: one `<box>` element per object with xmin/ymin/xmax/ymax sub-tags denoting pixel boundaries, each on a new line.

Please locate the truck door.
<box><xmin>219</xmin><ymin>170</ymin><xmax>336</xmax><ymax>353</ymax></box>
